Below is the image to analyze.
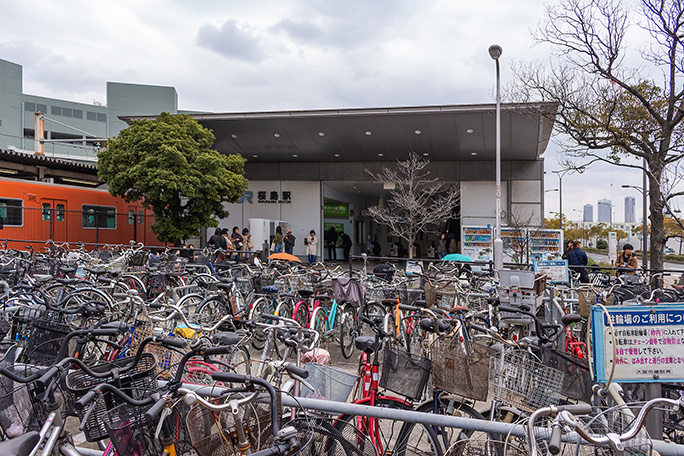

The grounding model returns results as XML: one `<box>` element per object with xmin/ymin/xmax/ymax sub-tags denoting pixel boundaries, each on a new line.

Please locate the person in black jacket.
<box><xmin>566</xmin><ymin>240</ymin><xmax>589</xmax><ymax>283</ymax></box>
<box><xmin>208</xmin><ymin>227</ymin><xmax>227</xmax><ymax>250</ymax></box>
<box><xmin>341</xmin><ymin>232</ymin><xmax>353</xmax><ymax>262</ymax></box>
<box><xmin>325</xmin><ymin>227</ymin><xmax>338</xmax><ymax>261</ymax></box>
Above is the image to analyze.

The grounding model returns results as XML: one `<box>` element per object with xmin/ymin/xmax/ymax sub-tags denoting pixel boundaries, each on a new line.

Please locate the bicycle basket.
<box><xmin>0</xmin><ymin>368</ymin><xmax>43</xmax><ymax>436</ymax></box>
<box><xmin>235</xmin><ymin>276</ymin><xmax>253</xmax><ymax>296</ymax></box>
<box><xmin>65</xmin><ymin>353</ymin><xmax>158</xmax><ymax>442</ymax></box>
<box><xmin>186</xmin><ymin>392</ymin><xmax>279</xmax><ymax>456</ymax></box>
<box><xmin>128</xmin><ymin>251</ymin><xmax>149</xmax><ymax>267</ymax></box>
<box><xmin>379</xmin><ymin>343</ymin><xmax>431</xmax><ymax>401</ymax></box>
<box><xmin>24</xmin><ymin>318</ymin><xmax>74</xmax><ymax>366</ymax></box>
<box><xmin>164</xmin><ymin>258</ymin><xmax>188</xmax><ymax>276</ymax></box>
<box><xmin>543</xmin><ymin>349</ymin><xmax>593</xmax><ymax>403</ymax></box>
<box><xmin>431</xmin><ymin>337</ymin><xmax>492</xmax><ymax>401</ymax></box>
<box><xmin>489</xmin><ymin>349</ymin><xmax>565</xmax><ymax>412</ymax></box>
<box><xmin>300</xmin><ymin>363</ymin><xmax>357</xmax><ymax>403</ymax></box>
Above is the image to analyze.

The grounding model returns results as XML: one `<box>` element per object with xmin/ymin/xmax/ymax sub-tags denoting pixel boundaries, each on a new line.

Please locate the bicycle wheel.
<box><xmin>292</xmin><ymin>300</ymin><xmax>311</xmax><ymax>328</ymax></box>
<box><xmin>336</xmin><ymin>396</ymin><xmax>443</xmax><ymax>456</ymax></box>
<box><xmin>311</xmin><ymin>306</ymin><xmax>328</xmax><ymax>340</ymax></box>
<box><xmin>416</xmin><ymin>396</ymin><xmax>493</xmax><ymax>455</ymax></box>
<box><xmin>195</xmin><ymin>296</ymin><xmax>230</xmax><ymax>328</ymax></box>
<box><xmin>339</xmin><ymin>304</ymin><xmax>357</xmax><ymax>359</ymax></box>
<box><xmin>250</xmin><ymin>296</ymin><xmax>279</xmax><ymax>350</ymax></box>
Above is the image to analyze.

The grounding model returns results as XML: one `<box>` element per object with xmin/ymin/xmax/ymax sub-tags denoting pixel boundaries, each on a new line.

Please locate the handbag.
<box><xmin>248</xmin><ymin>242</ymin><xmax>254</xmax><ymax>249</ymax></box>
<box><xmin>270</xmin><ymin>242</ymin><xmax>275</xmax><ymax>251</ymax></box>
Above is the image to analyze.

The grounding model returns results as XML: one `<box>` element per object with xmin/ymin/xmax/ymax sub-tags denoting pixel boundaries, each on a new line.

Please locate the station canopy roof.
<box><xmin>124</xmin><ymin>102</ymin><xmax>557</xmax><ymax>163</ymax></box>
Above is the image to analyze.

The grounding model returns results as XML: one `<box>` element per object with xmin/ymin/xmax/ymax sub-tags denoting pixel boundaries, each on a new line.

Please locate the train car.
<box><xmin>0</xmin><ymin>176</ymin><xmax>160</xmax><ymax>249</ymax></box>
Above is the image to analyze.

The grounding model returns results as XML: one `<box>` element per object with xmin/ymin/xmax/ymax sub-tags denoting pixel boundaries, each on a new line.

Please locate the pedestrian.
<box><xmin>562</xmin><ymin>239</ymin><xmax>574</xmax><ymax>260</ymax></box>
<box><xmin>615</xmin><ymin>243</ymin><xmax>638</xmax><ymax>275</ymax></box>
<box><xmin>284</xmin><ymin>229</ymin><xmax>296</xmax><ymax>254</ymax></box>
<box><xmin>242</xmin><ymin>228</ymin><xmax>252</xmax><ymax>253</ymax></box>
<box><xmin>437</xmin><ymin>233</ymin><xmax>448</xmax><ymax>259</ymax></box>
<box><xmin>208</xmin><ymin>227</ymin><xmax>227</xmax><ymax>251</ymax></box>
<box><xmin>305</xmin><ymin>230</ymin><xmax>318</xmax><ymax>264</ymax></box>
<box><xmin>272</xmin><ymin>226</ymin><xmax>284</xmax><ymax>253</ymax></box>
<box><xmin>325</xmin><ymin>226</ymin><xmax>338</xmax><ymax>261</ymax></box>
<box><xmin>448</xmin><ymin>233</ymin><xmax>457</xmax><ymax>254</ymax></box>
<box><xmin>341</xmin><ymin>232</ymin><xmax>353</xmax><ymax>262</ymax></box>
<box><xmin>566</xmin><ymin>240</ymin><xmax>589</xmax><ymax>283</ymax></box>
<box><xmin>231</xmin><ymin>226</ymin><xmax>244</xmax><ymax>262</ymax></box>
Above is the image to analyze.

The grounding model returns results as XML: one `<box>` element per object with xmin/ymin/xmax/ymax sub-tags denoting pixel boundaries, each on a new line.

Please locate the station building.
<box><xmin>0</xmin><ymin>57</ymin><xmax>556</xmax><ymax>258</ymax></box>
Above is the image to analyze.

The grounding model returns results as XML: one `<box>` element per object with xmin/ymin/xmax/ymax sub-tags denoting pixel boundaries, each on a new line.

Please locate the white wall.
<box><xmin>214</xmin><ymin>180</ymin><xmax>321</xmax><ymax>257</ymax></box>
<box><xmin>460</xmin><ymin>181</ymin><xmax>508</xmax><ymax>228</ymax></box>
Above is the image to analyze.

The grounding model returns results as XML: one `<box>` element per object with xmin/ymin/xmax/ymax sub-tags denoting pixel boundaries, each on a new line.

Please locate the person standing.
<box><xmin>340</xmin><ymin>232</ymin><xmax>353</xmax><ymax>262</ymax></box>
<box><xmin>284</xmin><ymin>229</ymin><xmax>296</xmax><ymax>254</ymax></box>
<box><xmin>437</xmin><ymin>233</ymin><xmax>448</xmax><ymax>259</ymax></box>
<box><xmin>615</xmin><ymin>243</ymin><xmax>638</xmax><ymax>275</ymax></box>
<box><xmin>305</xmin><ymin>230</ymin><xmax>318</xmax><ymax>264</ymax></box>
<box><xmin>208</xmin><ymin>227</ymin><xmax>227</xmax><ymax>251</ymax></box>
<box><xmin>448</xmin><ymin>234</ymin><xmax>457</xmax><ymax>254</ymax></box>
<box><xmin>325</xmin><ymin>227</ymin><xmax>338</xmax><ymax>261</ymax></box>
<box><xmin>231</xmin><ymin>226</ymin><xmax>244</xmax><ymax>262</ymax></box>
<box><xmin>272</xmin><ymin>226</ymin><xmax>284</xmax><ymax>253</ymax></box>
<box><xmin>566</xmin><ymin>240</ymin><xmax>589</xmax><ymax>283</ymax></box>
<box><xmin>562</xmin><ymin>239</ymin><xmax>574</xmax><ymax>260</ymax></box>
<box><xmin>242</xmin><ymin>228</ymin><xmax>252</xmax><ymax>254</ymax></box>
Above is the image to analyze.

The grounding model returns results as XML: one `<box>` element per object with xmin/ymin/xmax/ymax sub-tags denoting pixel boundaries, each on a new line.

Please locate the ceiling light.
<box><xmin>466</xmin><ymin>129</ymin><xmax>474</xmax><ymax>134</ymax></box>
<box><xmin>0</xmin><ymin>169</ymin><xmax>18</xmax><ymax>174</ymax></box>
<box><xmin>423</xmin><ymin>153</ymin><xmax>429</xmax><ymax>156</ymax></box>
<box><xmin>231</xmin><ymin>134</ymin><xmax>238</xmax><ymax>139</ymax></box>
<box><xmin>318</xmin><ymin>132</ymin><xmax>325</xmax><ymax>137</ymax></box>
<box><xmin>365</xmin><ymin>131</ymin><xmax>372</xmax><ymax>136</ymax></box>
<box><xmin>377</xmin><ymin>153</ymin><xmax>384</xmax><ymax>157</ymax></box>
<box><xmin>415</xmin><ymin>130</ymin><xmax>422</xmax><ymax>135</ymax></box>
<box><xmin>252</xmin><ymin>154</ymin><xmax>258</xmax><ymax>158</ymax></box>
<box><xmin>292</xmin><ymin>154</ymin><xmax>298</xmax><ymax>158</ymax></box>
<box><xmin>471</xmin><ymin>152</ymin><xmax>477</xmax><ymax>156</ymax></box>
<box><xmin>334</xmin><ymin>153</ymin><xmax>340</xmax><ymax>157</ymax></box>
<box><xmin>274</xmin><ymin>133</ymin><xmax>281</xmax><ymax>138</ymax></box>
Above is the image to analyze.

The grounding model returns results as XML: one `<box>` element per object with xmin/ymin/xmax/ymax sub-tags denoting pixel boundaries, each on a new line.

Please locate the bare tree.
<box><xmin>504</xmin><ymin>207</ymin><xmax>544</xmax><ymax>265</ymax></box>
<box><xmin>366</xmin><ymin>152</ymin><xmax>460</xmax><ymax>259</ymax></box>
<box><xmin>510</xmin><ymin>0</ymin><xmax>684</xmax><ymax>269</ymax></box>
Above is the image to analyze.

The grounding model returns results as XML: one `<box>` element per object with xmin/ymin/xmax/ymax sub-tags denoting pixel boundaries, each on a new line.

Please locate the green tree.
<box><xmin>98</xmin><ymin>113</ymin><xmax>248</xmax><ymax>244</ymax></box>
<box><xmin>512</xmin><ymin>0</ymin><xmax>684</xmax><ymax>269</ymax></box>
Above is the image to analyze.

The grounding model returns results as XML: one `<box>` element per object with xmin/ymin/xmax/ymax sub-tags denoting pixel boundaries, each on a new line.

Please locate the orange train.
<box><xmin>0</xmin><ymin>177</ymin><xmax>160</xmax><ymax>249</ymax></box>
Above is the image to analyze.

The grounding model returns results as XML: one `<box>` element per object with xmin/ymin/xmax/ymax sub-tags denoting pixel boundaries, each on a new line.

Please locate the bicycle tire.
<box><xmin>335</xmin><ymin>396</ymin><xmax>444</xmax><ymax>456</ymax></box>
<box><xmin>311</xmin><ymin>306</ymin><xmax>328</xmax><ymax>340</ymax></box>
<box><xmin>292</xmin><ymin>300</ymin><xmax>311</xmax><ymax>329</ymax></box>
<box><xmin>195</xmin><ymin>296</ymin><xmax>230</xmax><ymax>328</ymax></box>
<box><xmin>339</xmin><ymin>304</ymin><xmax>357</xmax><ymax>359</ymax></box>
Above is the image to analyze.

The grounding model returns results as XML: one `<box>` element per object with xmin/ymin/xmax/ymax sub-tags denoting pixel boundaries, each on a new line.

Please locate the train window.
<box><xmin>138</xmin><ymin>210</ymin><xmax>144</xmax><ymax>225</ymax></box>
<box><xmin>128</xmin><ymin>209</ymin><xmax>134</xmax><ymax>225</ymax></box>
<box><xmin>82</xmin><ymin>205</ymin><xmax>116</xmax><ymax>229</ymax></box>
<box><xmin>42</xmin><ymin>203</ymin><xmax>51</xmax><ymax>221</ymax></box>
<box><xmin>0</xmin><ymin>198</ymin><xmax>23</xmax><ymax>226</ymax></box>
<box><xmin>56</xmin><ymin>204</ymin><xmax>65</xmax><ymax>222</ymax></box>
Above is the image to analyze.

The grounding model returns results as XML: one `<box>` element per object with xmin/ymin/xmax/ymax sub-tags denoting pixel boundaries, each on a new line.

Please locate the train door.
<box><xmin>127</xmin><ymin>205</ymin><xmax>144</xmax><ymax>243</ymax></box>
<box><xmin>41</xmin><ymin>199</ymin><xmax>68</xmax><ymax>242</ymax></box>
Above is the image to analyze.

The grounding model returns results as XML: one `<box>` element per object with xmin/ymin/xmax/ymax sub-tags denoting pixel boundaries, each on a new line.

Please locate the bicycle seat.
<box><xmin>101</xmin><ymin>321</ymin><xmax>127</xmax><ymax>331</ymax></box>
<box><xmin>316</xmin><ymin>294</ymin><xmax>330</xmax><ymax>300</ymax></box>
<box><xmin>449</xmin><ymin>305</ymin><xmax>469</xmax><ymax>313</ymax></box>
<box><xmin>297</xmin><ymin>289</ymin><xmax>315</xmax><ymax>298</ymax></box>
<box><xmin>262</xmin><ymin>285</ymin><xmax>278</xmax><ymax>293</ymax></box>
<box><xmin>55</xmin><ymin>278</ymin><xmax>77</xmax><ymax>285</ymax></box>
<box><xmin>413</xmin><ymin>299</ymin><xmax>427</xmax><ymax>307</ymax></box>
<box><xmin>59</xmin><ymin>266</ymin><xmax>77</xmax><ymax>274</ymax></box>
<box><xmin>213</xmin><ymin>331</ymin><xmax>240</xmax><ymax>346</ymax></box>
<box><xmin>355</xmin><ymin>336</ymin><xmax>380</xmax><ymax>353</ymax></box>
<box><xmin>419</xmin><ymin>317</ymin><xmax>451</xmax><ymax>333</ymax></box>
<box><xmin>0</xmin><ymin>431</ymin><xmax>39</xmax><ymax>456</ymax></box>
<box><xmin>86</xmin><ymin>268</ymin><xmax>107</xmax><ymax>275</ymax></box>
<box><xmin>217</xmin><ymin>282</ymin><xmax>234</xmax><ymax>290</ymax></box>
<box><xmin>561</xmin><ymin>314</ymin><xmax>583</xmax><ymax>326</ymax></box>
<box><xmin>382</xmin><ymin>299</ymin><xmax>398</xmax><ymax>306</ymax></box>
<box><xmin>219</xmin><ymin>278</ymin><xmax>235</xmax><ymax>284</ymax></box>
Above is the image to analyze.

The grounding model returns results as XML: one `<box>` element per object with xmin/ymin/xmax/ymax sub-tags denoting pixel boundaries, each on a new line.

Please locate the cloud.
<box><xmin>196</xmin><ymin>20</ymin><xmax>266</xmax><ymax>62</ymax></box>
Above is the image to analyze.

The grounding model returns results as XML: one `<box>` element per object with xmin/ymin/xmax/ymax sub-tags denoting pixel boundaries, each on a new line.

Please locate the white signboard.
<box><xmin>533</xmin><ymin>260</ymin><xmax>568</xmax><ymax>283</ymax></box>
<box><xmin>592</xmin><ymin>305</ymin><xmax>684</xmax><ymax>383</ymax></box>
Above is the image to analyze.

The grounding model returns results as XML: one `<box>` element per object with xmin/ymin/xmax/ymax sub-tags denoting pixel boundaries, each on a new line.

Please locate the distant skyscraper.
<box><xmin>583</xmin><ymin>204</ymin><xmax>593</xmax><ymax>222</ymax></box>
<box><xmin>598</xmin><ymin>199</ymin><xmax>612</xmax><ymax>224</ymax></box>
<box><xmin>625</xmin><ymin>196</ymin><xmax>636</xmax><ymax>223</ymax></box>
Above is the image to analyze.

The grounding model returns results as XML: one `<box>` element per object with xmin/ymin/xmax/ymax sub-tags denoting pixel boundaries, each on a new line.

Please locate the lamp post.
<box><xmin>621</xmin><ymin>184</ymin><xmax>648</xmax><ymax>270</ymax></box>
<box><xmin>551</xmin><ymin>169</ymin><xmax>573</xmax><ymax>233</ymax></box>
<box><xmin>489</xmin><ymin>44</ymin><xmax>503</xmax><ymax>272</ymax></box>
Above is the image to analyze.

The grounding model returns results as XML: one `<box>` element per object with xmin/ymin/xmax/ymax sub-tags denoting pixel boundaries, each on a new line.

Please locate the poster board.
<box><xmin>591</xmin><ymin>304</ymin><xmax>684</xmax><ymax>383</ymax></box>
<box><xmin>533</xmin><ymin>260</ymin><xmax>568</xmax><ymax>283</ymax></box>
<box><xmin>462</xmin><ymin>226</ymin><xmax>492</xmax><ymax>261</ymax></box>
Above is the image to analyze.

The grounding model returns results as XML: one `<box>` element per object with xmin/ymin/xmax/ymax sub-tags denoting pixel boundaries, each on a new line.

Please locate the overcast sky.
<box><xmin>1</xmin><ymin>0</ymin><xmax>678</xmax><ymax>224</ymax></box>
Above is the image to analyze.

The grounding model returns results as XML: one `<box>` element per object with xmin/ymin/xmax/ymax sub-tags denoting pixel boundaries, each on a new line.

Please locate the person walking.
<box><xmin>341</xmin><ymin>232</ymin><xmax>353</xmax><ymax>262</ymax></box>
<box><xmin>284</xmin><ymin>229</ymin><xmax>296</xmax><ymax>254</ymax></box>
<box><xmin>272</xmin><ymin>226</ymin><xmax>284</xmax><ymax>253</ymax></box>
<box><xmin>305</xmin><ymin>230</ymin><xmax>318</xmax><ymax>264</ymax></box>
<box><xmin>566</xmin><ymin>240</ymin><xmax>589</xmax><ymax>283</ymax></box>
<box><xmin>325</xmin><ymin>227</ymin><xmax>339</xmax><ymax>261</ymax></box>
<box><xmin>231</xmin><ymin>226</ymin><xmax>244</xmax><ymax>262</ymax></box>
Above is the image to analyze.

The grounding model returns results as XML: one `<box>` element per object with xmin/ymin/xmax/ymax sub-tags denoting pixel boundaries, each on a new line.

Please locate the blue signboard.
<box><xmin>533</xmin><ymin>260</ymin><xmax>568</xmax><ymax>283</ymax></box>
<box><xmin>591</xmin><ymin>304</ymin><xmax>684</xmax><ymax>383</ymax></box>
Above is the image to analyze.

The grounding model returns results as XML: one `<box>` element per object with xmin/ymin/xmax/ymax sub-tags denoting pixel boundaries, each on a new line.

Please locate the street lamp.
<box><xmin>551</xmin><ymin>169</ymin><xmax>574</xmax><ymax>233</ymax></box>
<box><xmin>622</xmin><ymin>183</ymin><xmax>648</xmax><ymax>270</ymax></box>
<box><xmin>489</xmin><ymin>44</ymin><xmax>503</xmax><ymax>272</ymax></box>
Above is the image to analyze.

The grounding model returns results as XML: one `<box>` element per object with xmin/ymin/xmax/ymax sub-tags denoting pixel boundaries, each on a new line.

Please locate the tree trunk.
<box><xmin>648</xmin><ymin>159</ymin><xmax>666</xmax><ymax>270</ymax></box>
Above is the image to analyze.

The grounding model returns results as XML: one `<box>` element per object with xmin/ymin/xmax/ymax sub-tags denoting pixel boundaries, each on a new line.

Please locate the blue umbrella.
<box><xmin>441</xmin><ymin>253</ymin><xmax>474</xmax><ymax>262</ymax></box>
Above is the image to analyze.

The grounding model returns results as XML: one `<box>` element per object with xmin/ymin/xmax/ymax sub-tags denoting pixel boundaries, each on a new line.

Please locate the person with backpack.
<box><xmin>284</xmin><ymin>229</ymin><xmax>296</xmax><ymax>254</ymax></box>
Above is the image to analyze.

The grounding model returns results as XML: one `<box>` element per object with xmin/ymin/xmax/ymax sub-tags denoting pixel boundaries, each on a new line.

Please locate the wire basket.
<box><xmin>365</xmin><ymin>286</ymin><xmax>385</xmax><ymax>303</ymax></box>
<box><xmin>489</xmin><ymin>349</ymin><xmax>565</xmax><ymax>412</ymax></box>
<box><xmin>24</xmin><ymin>317</ymin><xmax>74</xmax><ymax>366</ymax></box>
<box><xmin>274</xmin><ymin>277</ymin><xmax>290</xmax><ymax>295</ymax></box>
<box><xmin>104</xmin><ymin>399</ymin><xmax>193</xmax><ymax>456</ymax></box>
<box><xmin>288</xmin><ymin>274</ymin><xmax>313</xmax><ymax>292</ymax></box>
<box><xmin>300</xmin><ymin>363</ymin><xmax>358</xmax><ymax>403</ymax></box>
<box><xmin>128</xmin><ymin>251</ymin><xmax>149</xmax><ymax>267</ymax></box>
<box><xmin>0</xmin><ymin>368</ymin><xmax>44</xmax><ymax>437</ymax></box>
<box><xmin>430</xmin><ymin>337</ymin><xmax>492</xmax><ymax>401</ymax></box>
<box><xmin>286</xmin><ymin>417</ymin><xmax>377</xmax><ymax>456</ymax></box>
<box><xmin>543</xmin><ymin>349</ymin><xmax>593</xmax><ymax>403</ymax></box>
<box><xmin>186</xmin><ymin>392</ymin><xmax>279</xmax><ymax>456</ymax></box>
<box><xmin>380</xmin><ymin>343</ymin><xmax>431</xmax><ymax>401</ymax></box>
<box><xmin>164</xmin><ymin>258</ymin><xmax>188</xmax><ymax>276</ymax></box>
<box><xmin>235</xmin><ymin>276</ymin><xmax>254</xmax><ymax>296</ymax></box>
<box><xmin>65</xmin><ymin>353</ymin><xmax>158</xmax><ymax>442</ymax></box>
